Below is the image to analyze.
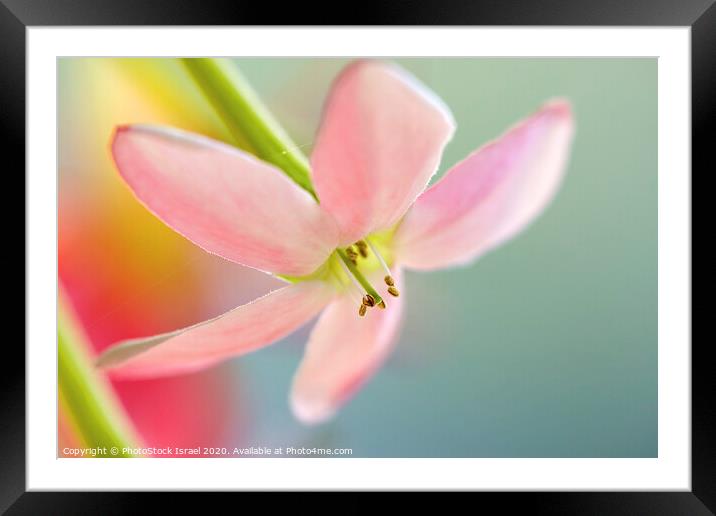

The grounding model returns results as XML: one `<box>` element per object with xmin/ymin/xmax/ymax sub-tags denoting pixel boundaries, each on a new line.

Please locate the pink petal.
<box><xmin>393</xmin><ymin>100</ymin><xmax>574</xmax><ymax>270</ymax></box>
<box><xmin>97</xmin><ymin>280</ymin><xmax>336</xmax><ymax>378</ymax></box>
<box><xmin>112</xmin><ymin>125</ymin><xmax>338</xmax><ymax>277</ymax></box>
<box><xmin>311</xmin><ymin>60</ymin><xmax>455</xmax><ymax>245</ymax></box>
<box><xmin>290</xmin><ymin>269</ymin><xmax>404</xmax><ymax>424</ymax></box>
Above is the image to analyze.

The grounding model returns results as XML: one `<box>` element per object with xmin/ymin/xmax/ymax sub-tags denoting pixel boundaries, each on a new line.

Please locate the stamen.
<box><xmin>377</xmin><ymin>300</ymin><xmax>386</xmax><ymax>309</ymax></box>
<box><xmin>337</xmin><ymin>253</ymin><xmax>366</xmax><ymax>302</ymax></box>
<box><xmin>336</xmin><ymin>249</ymin><xmax>383</xmax><ymax>308</ymax></box>
<box><xmin>364</xmin><ymin>238</ymin><xmax>400</xmax><ymax>297</ymax></box>
<box><xmin>358</xmin><ymin>304</ymin><xmax>367</xmax><ymax>317</ymax></box>
<box><xmin>365</xmin><ymin>237</ymin><xmax>392</xmax><ymax>276</ymax></box>
<box><xmin>362</xmin><ymin>294</ymin><xmax>376</xmax><ymax>307</ymax></box>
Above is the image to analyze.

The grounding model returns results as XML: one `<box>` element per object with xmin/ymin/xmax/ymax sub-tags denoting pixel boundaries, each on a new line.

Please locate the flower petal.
<box><xmin>290</xmin><ymin>269</ymin><xmax>404</xmax><ymax>424</ymax></box>
<box><xmin>97</xmin><ymin>280</ymin><xmax>336</xmax><ymax>378</ymax></box>
<box><xmin>311</xmin><ymin>61</ymin><xmax>455</xmax><ymax>245</ymax></box>
<box><xmin>393</xmin><ymin>100</ymin><xmax>574</xmax><ymax>270</ymax></box>
<box><xmin>112</xmin><ymin>125</ymin><xmax>338</xmax><ymax>277</ymax></box>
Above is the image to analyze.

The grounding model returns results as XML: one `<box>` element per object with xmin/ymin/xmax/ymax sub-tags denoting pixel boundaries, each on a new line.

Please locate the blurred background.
<box><xmin>58</xmin><ymin>58</ymin><xmax>657</xmax><ymax>457</ymax></box>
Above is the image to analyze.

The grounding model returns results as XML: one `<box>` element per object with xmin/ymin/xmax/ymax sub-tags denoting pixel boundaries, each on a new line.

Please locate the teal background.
<box><xmin>231</xmin><ymin>58</ymin><xmax>657</xmax><ymax>457</ymax></box>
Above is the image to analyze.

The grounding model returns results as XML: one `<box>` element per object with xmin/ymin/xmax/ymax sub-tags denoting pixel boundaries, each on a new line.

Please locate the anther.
<box><xmin>387</xmin><ymin>286</ymin><xmax>400</xmax><ymax>297</ymax></box>
<box><xmin>355</xmin><ymin>240</ymin><xmax>369</xmax><ymax>258</ymax></box>
<box><xmin>377</xmin><ymin>300</ymin><xmax>386</xmax><ymax>309</ymax></box>
<box><xmin>362</xmin><ymin>294</ymin><xmax>376</xmax><ymax>307</ymax></box>
<box><xmin>358</xmin><ymin>304</ymin><xmax>367</xmax><ymax>317</ymax></box>
<box><xmin>384</xmin><ymin>275</ymin><xmax>395</xmax><ymax>287</ymax></box>
<box><xmin>346</xmin><ymin>246</ymin><xmax>359</xmax><ymax>260</ymax></box>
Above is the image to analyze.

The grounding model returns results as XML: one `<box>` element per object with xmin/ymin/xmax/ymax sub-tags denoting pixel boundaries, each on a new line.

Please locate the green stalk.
<box><xmin>58</xmin><ymin>291</ymin><xmax>140</xmax><ymax>457</ymax></box>
<box><xmin>181</xmin><ymin>58</ymin><xmax>316</xmax><ymax>197</ymax></box>
<box><xmin>336</xmin><ymin>249</ymin><xmax>383</xmax><ymax>306</ymax></box>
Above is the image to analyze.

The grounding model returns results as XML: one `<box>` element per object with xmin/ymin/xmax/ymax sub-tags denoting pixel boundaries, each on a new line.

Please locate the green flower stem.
<box><xmin>58</xmin><ymin>292</ymin><xmax>140</xmax><ymax>457</ymax></box>
<box><xmin>336</xmin><ymin>249</ymin><xmax>383</xmax><ymax>306</ymax></box>
<box><xmin>181</xmin><ymin>58</ymin><xmax>316</xmax><ymax>198</ymax></box>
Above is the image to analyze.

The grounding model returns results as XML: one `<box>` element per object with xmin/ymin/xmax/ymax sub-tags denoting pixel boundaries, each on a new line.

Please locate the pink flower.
<box><xmin>97</xmin><ymin>60</ymin><xmax>575</xmax><ymax>424</ymax></box>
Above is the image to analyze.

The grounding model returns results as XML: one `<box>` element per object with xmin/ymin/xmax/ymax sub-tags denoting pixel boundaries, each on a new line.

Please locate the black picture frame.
<box><xmin>4</xmin><ymin>0</ymin><xmax>709</xmax><ymax>512</ymax></box>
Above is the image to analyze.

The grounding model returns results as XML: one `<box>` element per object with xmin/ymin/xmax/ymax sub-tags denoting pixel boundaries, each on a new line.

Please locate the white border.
<box><xmin>28</xmin><ymin>27</ymin><xmax>691</xmax><ymax>490</ymax></box>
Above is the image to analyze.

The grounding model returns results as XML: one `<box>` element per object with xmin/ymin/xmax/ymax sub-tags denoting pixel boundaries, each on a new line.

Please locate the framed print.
<box><xmin>5</xmin><ymin>0</ymin><xmax>710</xmax><ymax>511</ymax></box>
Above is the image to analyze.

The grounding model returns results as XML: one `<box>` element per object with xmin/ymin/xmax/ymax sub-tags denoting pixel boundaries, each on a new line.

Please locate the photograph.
<box><xmin>57</xmin><ymin>56</ymin><xmax>657</xmax><ymax>459</ymax></box>
<box><xmin>3</xmin><ymin>1</ymin><xmax>705</xmax><ymax>506</ymax></box>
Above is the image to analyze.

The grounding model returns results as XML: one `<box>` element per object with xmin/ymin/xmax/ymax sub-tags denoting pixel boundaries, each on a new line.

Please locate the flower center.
<box><xmin>336</xmin><ymin>238</ymin><xmax>400</xmax><ymax>318</ymax></box>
